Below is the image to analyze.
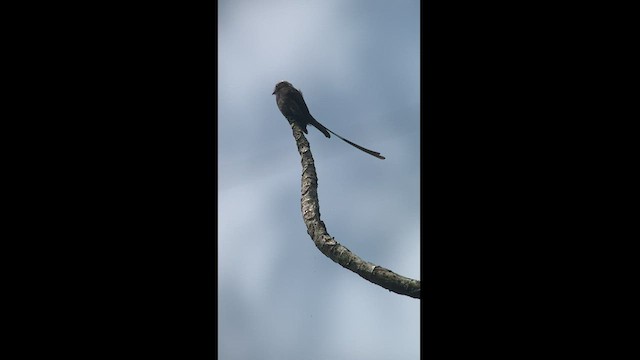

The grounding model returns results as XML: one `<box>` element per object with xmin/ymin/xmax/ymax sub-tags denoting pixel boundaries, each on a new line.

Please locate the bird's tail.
<box><xmin>309</xmin><ymin>118</ymin><xmax>331</xmax><ymax>138</ymax></box>
<box><xmin>310</xmin><ymin>117</ymin><xmax>385</xmax><ymax>160</ymax></box>
<box><xmin>327</xmin><ymin>128</ymin><xmax>385</xmax><ymax>160</ymax></box>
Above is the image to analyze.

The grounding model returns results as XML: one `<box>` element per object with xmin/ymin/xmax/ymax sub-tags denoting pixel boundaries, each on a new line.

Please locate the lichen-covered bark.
<box><xmin>291</xmin><ymin>122</ymin><xmax>421</xmax><ymax>299</ymax></box>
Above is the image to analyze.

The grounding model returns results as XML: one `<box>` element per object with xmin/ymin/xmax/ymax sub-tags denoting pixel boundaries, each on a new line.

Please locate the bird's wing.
<box><xmin>286</xmin><ymin>89</ymin><xmax>312</xmax><ymax>119</ymax></box>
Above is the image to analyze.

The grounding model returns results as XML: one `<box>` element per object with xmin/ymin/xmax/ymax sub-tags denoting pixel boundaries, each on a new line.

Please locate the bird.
<box><xmin>272</xmin><ymin>81</ymin><xmax>385</xmax><ymax>160</ymax></box>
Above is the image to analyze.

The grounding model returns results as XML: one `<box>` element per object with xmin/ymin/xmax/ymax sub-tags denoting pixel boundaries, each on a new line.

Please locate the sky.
<box><xmin>218</xmin><ymin>0</ymin><xmax>420</xmax><ymax>359</ymax></box>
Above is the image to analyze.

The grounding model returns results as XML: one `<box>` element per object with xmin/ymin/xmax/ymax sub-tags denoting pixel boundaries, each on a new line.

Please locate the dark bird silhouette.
<box><xmin>272</xmin><ymin>81</ymin><xmax>385</xmax><ymax>160</ymax></box>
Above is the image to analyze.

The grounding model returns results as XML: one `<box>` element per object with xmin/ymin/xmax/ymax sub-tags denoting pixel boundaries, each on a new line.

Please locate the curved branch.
<box><xmin>290</xmin><ymin>122</ymin><xmax>421</xmax><ymax>299</ymax></box>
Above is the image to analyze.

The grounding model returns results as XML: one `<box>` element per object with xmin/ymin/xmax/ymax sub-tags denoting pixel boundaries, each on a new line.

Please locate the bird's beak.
<box><xmin>272</xmin><ymin>90</ymin><xmax>276</xmax><ymax>95</ymax></box>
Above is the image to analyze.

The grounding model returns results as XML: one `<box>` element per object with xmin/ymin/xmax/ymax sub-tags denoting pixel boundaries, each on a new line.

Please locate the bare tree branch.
<box><xmin>289</xmin><ymin>122</ymin><xmax>421</xmax><ymax>299</ymax></box>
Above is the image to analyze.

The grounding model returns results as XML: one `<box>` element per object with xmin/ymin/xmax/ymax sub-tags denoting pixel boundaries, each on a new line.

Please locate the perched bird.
<box><xmin>272</xmin><ymin>81</ymin><xmax>385</xmax><ymax>160</ymax></box>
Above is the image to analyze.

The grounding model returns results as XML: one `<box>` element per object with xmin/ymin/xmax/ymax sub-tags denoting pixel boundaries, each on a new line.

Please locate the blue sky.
<box><xmin>218</xmin><ymin>0</ymin><xmax>420</xmax><ymax>358</ymax></box>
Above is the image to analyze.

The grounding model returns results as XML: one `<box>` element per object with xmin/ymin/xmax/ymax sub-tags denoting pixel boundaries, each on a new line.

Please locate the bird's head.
<box><xmin>272</xmin><ymin>80</ymin><xmax>293</xmax><ymax>95</ymax></box>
